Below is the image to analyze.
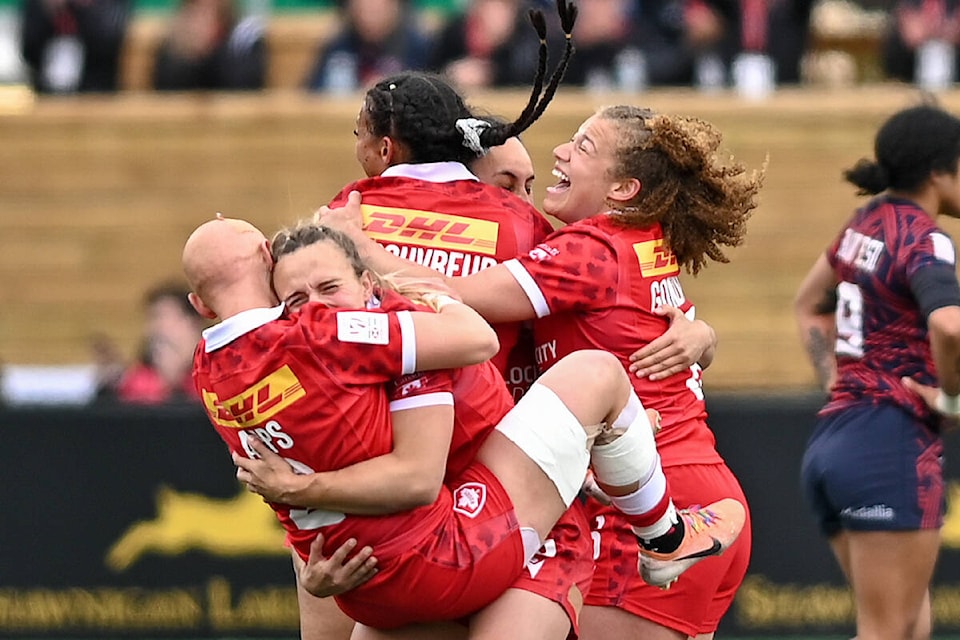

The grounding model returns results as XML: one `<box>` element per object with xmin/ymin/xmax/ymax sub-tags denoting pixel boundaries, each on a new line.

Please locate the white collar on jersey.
<box><xmin>381</xmin><ymin>162</ymin><xmax>479</xmax><ymax>183</ymax></box>
<box><xmin>202</xmin><ymin>303</ymin><xmax>285</xmax><ymax>353</ymax></box>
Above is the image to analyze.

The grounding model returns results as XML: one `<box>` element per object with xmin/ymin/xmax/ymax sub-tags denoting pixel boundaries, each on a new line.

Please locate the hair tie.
<box><xmin>455</xmin><ymin>118</ymin><xmax>491</xmax><ymax>156</ymax></box>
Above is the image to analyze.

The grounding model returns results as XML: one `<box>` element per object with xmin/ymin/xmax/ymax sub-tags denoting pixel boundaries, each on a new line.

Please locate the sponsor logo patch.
<box><xmin>202</xmin><ymin>365</ymin><xmax>305</xmax><ymax>429</ymax></box>
<box><xmin>362</xmin><ymin>204</ymin><xmax>499</xmax><ymax>256</ymax></box>
<box><xmin>633</xmin><ymin>239</ymin><xmax>679</xmax><ymax>277</ymax></box>
<box><xmin>337</xmin><ymin>311</ymin><xmax>390</xmax><ymax>345</ymax></box>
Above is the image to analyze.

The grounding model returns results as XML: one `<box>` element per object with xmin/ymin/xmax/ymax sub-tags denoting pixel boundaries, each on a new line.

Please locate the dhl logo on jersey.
<box><xmin>202</xmin><ymin>365</ymin><xmax>305</xmax><ymax>429</ymax></box>
<box><xmin>633</xmin><ymin>239</ymin><xmax>679</xmax><ymax>277</ymax></box>
<box><xmin>361</xmin><ymin>204</ymin><xmax>499</xmax><ymax>256</ymax></box>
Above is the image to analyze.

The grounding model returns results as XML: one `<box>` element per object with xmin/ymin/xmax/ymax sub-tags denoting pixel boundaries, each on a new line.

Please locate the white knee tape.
<box><xmin>494</xmin><ymin>382</ymin><xmax>590</xmax><ymax>506</ymax></box>
<box><xmin>590</xmin><ymin>410</ymin><xmax>657</xmax><ymax>488</ymax></box>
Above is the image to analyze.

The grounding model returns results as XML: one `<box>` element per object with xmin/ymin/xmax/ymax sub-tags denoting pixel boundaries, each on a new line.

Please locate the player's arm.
<box><xmin>329</xmin><ymin>300</ymin><xmax>499</xmax><ymax>374</ymax></box>
<box><xmin>793</xmin><ymin>253</ymin><xmax>839</xmax><ymax>392</ymax></box>
<box><xmin>901</xmin><ymin>261</ymin><xmax>960</xmax><ymax>415</ymax></box>
<box><xmin>317</xmin><ymin>191</ymin><xmax>539</xmax><ymax>324</ymax></box>
<box><xmin>236</xmin><ymin>401</ymin><xmax>453</xmax><ymax>514</ymax></box>
<box><xmin>628</xmin><ymin>306</ymin><xmax>718</xmax><ymax>381</ymax></box>
<box><xmin>407</xmin><ymin>297</ymin><xmax>503</xmax><ymax>369</ymax></box>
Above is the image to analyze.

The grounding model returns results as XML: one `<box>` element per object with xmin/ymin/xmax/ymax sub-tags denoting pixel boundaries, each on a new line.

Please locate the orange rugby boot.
<box><xmin>636</xmin><ymin>498</ymin><xmax>746</xmax><ymax>588</ymax></box>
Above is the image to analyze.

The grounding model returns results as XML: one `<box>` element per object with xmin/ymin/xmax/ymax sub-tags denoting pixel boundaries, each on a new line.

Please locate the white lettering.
<box><xmin>650</xmin><ymin>276</ymin><xmax>686</xmax><ymax>310</ymax></box>
<box><xmin>379</xmin><ymin>243</ymin><xmax>498</xmax><ymax>276</ymax></box>
<box><xmin>507</xmin><ymin>365</ymin><xmax>537</xmax><ymax>385</ymax></box>
<box><xmin>836</xmin><ymin>229</ymin><xmax>884</xmax><ymax>273</ymax></box>
<box><xmin>445</xmin><ymin>252</ymin><xmax>464</xmax><ymax>276</ymax></box>
<box><xmin>429</xmin><ymin>250</ymin><xmax>449</xmax><ymax>273</ymax></box>
<box><xmin>265</xmin><ymin>421</ymin><xmax>293</xmax><ymax>449</ymax></box>
<box><xmin>534</xmin><ymin>340</ymin><xmax>557</xmax><ymax>366</ymax></box>
<box><xmin>239</xmin><ymin>422</ymin><xmax>293</xmax><ymax>456</ymax></box>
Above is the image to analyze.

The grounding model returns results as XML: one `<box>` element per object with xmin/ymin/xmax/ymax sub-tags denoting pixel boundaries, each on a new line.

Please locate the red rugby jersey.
<box><xmin>192</xmin><ymin>302</ymin><xmax>457</xmax><ymax>562</ymax></box>
<box><xmin>505</xmin><ymin>215</ymin><xmax>722</xmax><ymax>467</ymax></box>
<box><xmin>330</xmin><ymin>165</ymin><xmax>554</xmax><ymax>401</ymax></box>
<box><xmin>377</xmin><ymin>289</ymin><xmax>515</xmax><ymax>481</ymax></box>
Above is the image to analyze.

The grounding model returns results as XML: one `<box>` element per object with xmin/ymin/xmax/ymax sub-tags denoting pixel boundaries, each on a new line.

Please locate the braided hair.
<box><xmin>360</xmin><ymin>0</ymin><xmax>578</xmax><ymax>165</ymax></box>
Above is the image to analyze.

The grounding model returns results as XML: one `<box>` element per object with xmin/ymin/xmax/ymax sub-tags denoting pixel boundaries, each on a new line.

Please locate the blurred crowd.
<box><xmin>4</xmin><ymin>0</ymin><xmax>960</xmax><ymax>96</ymax></box>
<box><xmin>2</xmin><ymin>0</ymin><xmax>958</xmax><ymax>407</ymax></box>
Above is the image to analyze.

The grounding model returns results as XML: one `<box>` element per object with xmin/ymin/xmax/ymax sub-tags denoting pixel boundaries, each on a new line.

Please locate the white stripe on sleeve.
<box><xmin>503</xmin><ymin>259</ymin><xmax>550</xmax><ymax>318</ymax></box>
<box><xmin>390</xmin><ymin>392</ymin><xmax>454</xmax><ymax>413</ymax></box>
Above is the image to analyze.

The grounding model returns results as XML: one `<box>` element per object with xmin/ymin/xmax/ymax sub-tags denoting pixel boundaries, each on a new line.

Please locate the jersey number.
<box><xmin>835</xmin><ymin>282</ymin><xmax>864</xmax><ymax>358</ymax></box>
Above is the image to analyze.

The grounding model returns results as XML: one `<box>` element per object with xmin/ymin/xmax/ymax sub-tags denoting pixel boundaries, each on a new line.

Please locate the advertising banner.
<box><xmin>4</xmin><ymin>395</ymin><xmax>960</xmax><ymax>637</ymax></box>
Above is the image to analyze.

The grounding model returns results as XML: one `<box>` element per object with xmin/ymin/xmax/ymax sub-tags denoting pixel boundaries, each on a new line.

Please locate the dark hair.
<box><xmin>844</xmin><ymin>105</ymin><xmax>960</xmax><ymax>195</ymax></box>
<box><xmin>270</xmin><ymin>221</ymin><xmax>367</xmax><ymax>279</ymax></box>
<box><xmin>360</xmin><ymin>0</ymin><xmax>578</xmax><ymax>165</ymax></box>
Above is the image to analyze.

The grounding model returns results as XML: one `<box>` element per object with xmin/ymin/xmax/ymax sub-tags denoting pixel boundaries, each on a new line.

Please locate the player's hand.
<box><xmin>233</xmin><ymin>437</ymin><xmax>307</xmax><ymax>505</ymax></box>
<box><xmin>314</xmin><ymin>190</ymin><xmax>365</xmax><ymax>235</ymax></box>
<box><xmin>902</xmin><ymin>377</ymin><xmax>960</xmax><ymax>431</ymax></box>
<box><xmin>629</xmin><ymin>306</ymin><xmax>714</xmax><ymax>380</ymax></box>
<box><xmin>296</xmin><ymin>533</ymin><xmax>378</xmax><ymax>598</ymax></box>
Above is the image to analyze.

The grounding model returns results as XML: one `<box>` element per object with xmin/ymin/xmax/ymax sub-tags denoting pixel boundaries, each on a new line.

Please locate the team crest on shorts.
<box><xmin>452</xmin><ymin>482</ymin><xmax>487</xmax><ymax>518</ymax></box>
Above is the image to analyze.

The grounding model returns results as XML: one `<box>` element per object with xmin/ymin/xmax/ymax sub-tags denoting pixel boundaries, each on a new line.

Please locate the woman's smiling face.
<box><xmin>542</xmin><ymin>114</ymin><xmax>621</xmax><ymax>224</ymax></box>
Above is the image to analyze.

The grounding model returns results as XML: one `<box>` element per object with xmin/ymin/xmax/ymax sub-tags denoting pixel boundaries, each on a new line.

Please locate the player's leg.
<box><xmin>467</xmin><ymin>501</ymin><xmax>592</xmax><ymax>640</ymax></box>
<box><xmin>350</xmin><ymin>622</ymin><xmax>467</xmax><ymax>640</ymax></box>
<box><xmin>468</xmin><ymin>588</ymin><xmax>572</xmax><ymax>640</ymax></box>
<box><xmin>830</xmin><ymin>530</ymin><xmax>932</xmax><ymax>640</ymax></box>
<box><xmin>477</xmin><ymin>349</ymin><xmax>744</xmax><ymax>582</ymax></box>
<box><xmin>846</xmin><ymin>530</ymin><xmax>938</xmax><ymax>640</ymax></box>
<box><xmin>580</xmin><ymin>605</ymin><xmax>685</xmax><ymax>640</ymax></box>
<box><xmin>912</xmin><ymin>589</ymin><xmax>933</xmax><ymax>640</ymax></box>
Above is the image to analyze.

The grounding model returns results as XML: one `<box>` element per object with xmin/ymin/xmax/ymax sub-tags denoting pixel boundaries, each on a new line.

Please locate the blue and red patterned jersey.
<box><xmin>822</xmin><ymin>195</ymin><xmax>957</xmax><ymax>427</ymax></box>
<box><xmin>330</xmin><ymin>163</ymin><xmax>555</xmax><ymax>401</ymax></box>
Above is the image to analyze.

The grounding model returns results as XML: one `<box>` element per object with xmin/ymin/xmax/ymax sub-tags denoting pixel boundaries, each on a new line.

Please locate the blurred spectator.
<box><xmin>731</xmin><ymin>0</ymin><xmax>814</xmax><ymax>84</ymax></box>
<box><xmin>882</xmin><ymin>0</ymin><xmax>960</xmax><ymax>88</ymax></box>
<box><xmin>305</xmin><ymin>0</ymin><xmax>431</xmax><ymax>93</ymax></box>
<box><xmin>625</xmin><ymin>0</ymin><xmax>735</xmax><ymax>88</ymax></box>
<box><xmin>561</xmin><ymin>0</ymin><xmax>648</xmax><ymax>90</ymax></box>
<box><xmin>19</xmin><ymin>0</ymin><xmax>131</xmax><ymax>93</ymax></box>
<box><xmin>97</xmin><ymin>281</ymin><xmax>203</xmax><ymax>405</ymax></box>
<box><xmin>89</xmin><ymin>331</ymin><xmax>125</xmax><ymax>399</ymax></box>
<box><xmin>152</xmin><ymin>0</ymin><xmax>266</xmax><ymax>91</ymax></box>
<box><xmin>427</xmin><ymin>0</ymin><xmax>552</xmax><ymax>88</ymax></box>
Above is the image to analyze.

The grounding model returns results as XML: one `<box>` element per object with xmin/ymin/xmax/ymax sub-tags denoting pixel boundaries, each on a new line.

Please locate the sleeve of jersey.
<box><xmin>905</xmin><ymin>226</ymin><xmax>957</xmax><ymax>279</ymax></box>
<box><xmin>503</xmin><ymin>227</ymin><xmax>619</xmax><ymax>318</ymax></box>
<box><xmin>301</xmin><ymin>306</ymin><xmax>420</xmax><ymax>382</ymax></box>
<box><xmin>387</xmin><ymin>370</ymin><xmax>455</xmax><ymax>413</ymax></box>
<box><xmin>328</xmin><ymin>179</ymin><xmax>365</xmax><ymax>207</ymax></box>
<box><xmin>905</xmin><ymin>228</ymin><xmax>960</xmax><ymax>315</ymax></box>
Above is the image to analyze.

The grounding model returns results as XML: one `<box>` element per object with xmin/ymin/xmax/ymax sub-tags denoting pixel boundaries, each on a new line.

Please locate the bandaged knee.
<box><xmin>494</xmin><ymin>382</ymin><xmax>590</xmax><ymax>506</ymax></box>
<box><xmin>590</xmin><ymin>392</ymin><xmax>658</xmax><ymax>488</ymax></box>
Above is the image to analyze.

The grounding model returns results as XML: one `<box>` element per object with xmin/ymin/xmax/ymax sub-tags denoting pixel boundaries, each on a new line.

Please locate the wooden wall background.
<box><xmin>1</xmin><ymin>86</ymin><xmax>955</xmax><ymax>390</ymax></box>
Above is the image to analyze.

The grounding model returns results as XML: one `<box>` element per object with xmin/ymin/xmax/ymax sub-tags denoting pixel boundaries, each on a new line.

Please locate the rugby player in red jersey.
<box><xmin>185</xmin><ymin>216</ymin><xmax>744</xmax><ymax>639</ymax></box>
<box><xmin>318</xmin><ymin>106</ymin><xmax>762</xmax><ymax>640</ymax></box>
